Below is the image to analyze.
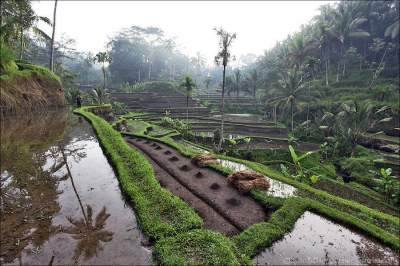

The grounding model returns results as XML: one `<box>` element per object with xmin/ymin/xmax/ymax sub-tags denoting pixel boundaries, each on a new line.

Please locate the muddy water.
<box><xmin>216</xmin><ymin>159</ymin><xmax>297</xmax><ymax>198</ymax></box>
<box><xmin>0</xmin><ymin>111</ymin><xmax>151</xmax><ymax>265</ymax></box>
<box><xmin>254</xmin><ymin>211</ymin><xmax>399</xmax><ymax>265</ymax></box>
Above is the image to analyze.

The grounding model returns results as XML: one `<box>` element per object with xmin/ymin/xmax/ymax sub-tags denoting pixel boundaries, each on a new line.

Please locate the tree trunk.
<box><xmin>49</xmin><ymin>0</ymin><xmax>58</xmax><ymax>72</ymax></box>
<box><xmin>148</xmin><ymin>62</ymin><xmax>152</xmax><ymax>80</ymax></box>
<box><xmin>102</xmin><ymin>64</ymin><xmax>106</xmax><ymax>90</ymax></box>
<box><xmin>368</xmin><ymin>46</ymin><xmax>388</xmax><ymax>91</ymax></box>
<box><xmin>336</xmin><ymin>62</ymin><xmax>340</xmax><ymax>82</ymax></box>
<box><xmin>342</xmin><ymin>61</ymin><xmax>346</xmax><ymax>78</ymax></box>
<box><xmin>325</xmin><ymin>59</ymin><xmax>329</xmax><ymax>86</ymax></box>
<box><xmin>290</xmin><ymin>100</ymin><xmax>294</xmax><ymax>132</ymax></box>
<box><xmin>19</xmin><ymin>14</ymin><xmax>23</xmax><ymax>60</ymax></box>
<box><xmin>186</xmin><ymin>94</ymin><xmax>189</xmax><ymax>125</ymax></box>
<box><xmin>218</xmin><ymin>65</ymin><xmax>226</xmax><ymax>151</ymax></box>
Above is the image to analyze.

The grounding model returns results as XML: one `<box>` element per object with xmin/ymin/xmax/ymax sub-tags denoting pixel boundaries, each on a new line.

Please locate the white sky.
<box><xmin>33</xmin><ymin>0</ymin><xmax>332</xmax><ymax>66</ymax></box>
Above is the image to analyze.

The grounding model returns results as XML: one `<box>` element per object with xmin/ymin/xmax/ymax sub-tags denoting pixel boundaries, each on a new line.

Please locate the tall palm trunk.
<box><xmin>325</xmin><ymin>58</ymin><xmax>329</xmax><ymax>86</ymax></box>
<box><xmin>19</xmin><ymin>13</ymin><xmax>24</xmax><ymax>60</ymax></box>
<box><xmin>186</xmin><ymin>94</ymin><xmax>189</xmax><ymax>125</ymax></box>
<box><xmin>102</xmin><ymin>64</ymin><xmax>106</xmax><ymax>90</ymax></box>
<box><xmin>336</xmin><ymin>62</ymin><xmax>340</xmax><ymax>82</ymax></box>
<box><xmin>49</xmin><ymin>0</ymin><xmax>58</xmax><ymax>72</ymax></box>
<box><xmin>218</xmin><ymin>65</ymin><xmax>226</xmax><ymax>151</ymax></box>
<box><xmin>290</xmin><ymin>99</ymin><xmax>294</xmax><ymax>132</ymax></box>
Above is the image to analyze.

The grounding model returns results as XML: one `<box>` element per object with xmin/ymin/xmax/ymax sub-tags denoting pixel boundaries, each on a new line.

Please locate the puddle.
<box><xmin>254</xmin><ymin>211</ymin><xmax>399</xmax><ymax>265</ymax></box>
<box><xmin>216</xmin><ymin>159</ymin><xmax>297</xmax><ymax>198</ymax></box>
<box><xmin>0</xmin><ymin>111</ymin><xmax>151</xmax><ymax>265</ymax></box>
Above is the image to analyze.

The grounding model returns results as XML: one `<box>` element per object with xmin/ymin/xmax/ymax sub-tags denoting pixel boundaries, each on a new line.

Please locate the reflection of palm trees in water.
<box><xmin>58</xmin><ymin>143</ymin><xmax>113</xmax><ymax>263</ymax></box>
<box><xmin>63</xmin><ymin>205</ymin><xmax>113</xmax><ymax>262</ymax></box>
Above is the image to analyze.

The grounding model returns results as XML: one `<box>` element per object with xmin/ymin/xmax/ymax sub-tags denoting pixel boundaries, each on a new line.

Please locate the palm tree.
<box><xmin>49</xmin><ymin>0</ymin><xmax>58</xmax><ymax>72</ymax></box>
<box><xmin>331</xmin><ymin>1</ymin><xmax>370</xmax><ymax>80</ymax></box>
<box><xmin>91</xmin><ymin>87</ymin><xmax>109</xmax><ymax>104</ymax></box>
<box><xmin>214</xmin><ymin>27</ymin><xmax>236</xmax><ymax>152</ymax></box>
<box><xmin>13</xmin><ymin>0</ymin><xmax>52</xmax><ymax>60</ymax></box>
<box><xmin>322</xmin><ymin>101</ymin><xmax>392</xmax><ymax>155</ymax></box>
<box><xmin>269</xmin><ymin>65</ymin><xmax>306</xmax><ymax>132</ymax></box>
<box><xmin>180</xmin><ymin>75</ymin><xmax>196</xmax><ymax>125</ymax></box>
<box><xmin>94</xmin><ymin>51</ymin><xmax>112</xmax><ymax>90</ymax></box>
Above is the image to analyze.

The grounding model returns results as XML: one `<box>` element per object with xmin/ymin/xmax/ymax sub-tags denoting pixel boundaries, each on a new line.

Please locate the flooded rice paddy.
<box><xmin>0</xmin><ymin>111</ymin><xmax>151</xmax><ymax>265</ymax></box>
<box><xmin>254</xmin><ymin>211</ymin><xmax>399</xmax><ymax>265</ymax></box>
<box><xmin>216</xmin><ymin>159</ymin><xmax>297</xmax><ymax>198</ymax></box>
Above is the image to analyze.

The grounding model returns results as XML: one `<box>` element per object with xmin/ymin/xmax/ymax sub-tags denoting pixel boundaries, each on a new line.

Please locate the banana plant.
<box><xmin>280</xmin><ymin>145</ymin><xmax>319</xmax><ymax>184</ymax></box>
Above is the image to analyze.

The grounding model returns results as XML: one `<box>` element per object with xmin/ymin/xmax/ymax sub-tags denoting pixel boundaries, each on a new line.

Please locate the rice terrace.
<box><xmin>0</xmin><ymin>0</ymin><xmax>399</xmax><ymax>265</ymax></box>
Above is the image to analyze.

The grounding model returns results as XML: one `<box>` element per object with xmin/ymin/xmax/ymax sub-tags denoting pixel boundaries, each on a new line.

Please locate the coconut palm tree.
<box><xmin>180</xmin><ymin>75</ymin><xmax>196</xmax><ymax>124</ymax></box>
<box><xmin>91</xmin><ymin>87</ymin><xmax>109</xmax><ymax>104</ymax></box>
<box><xmin>322</xmin><ymin>101</ymin><xmax>392</xmax><ymax>155</ymax></box>
<box><xmin>12</xmin><ymin>0</ymin><xmax>52</xmax><ymax>60</ymax></box>
<box><xmin>94</xmin><ymin>51</ymin><xmax>112</xmax><ymax>90</ymax></box>
<box><xmin>331</xmin><ymin>1</ymin><xmax>370</xmax><ymax>80</ymax></box>
<box><xmin>268</xmin><ymin>65</ymin><xmax>306</xmax><ymax>132</ymax></box>
<box><xmin>214</xmin><ymin>27</ymin><xmax>236</xmax><ymax>152</ymax></box>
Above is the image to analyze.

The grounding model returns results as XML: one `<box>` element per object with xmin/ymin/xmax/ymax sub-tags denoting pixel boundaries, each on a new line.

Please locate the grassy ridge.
<box><xmin>123</xmin><ymin>121</ymin><xmax>400</xmax><ymax>251</ymax></box>
<box><xmin>233</xmin><ymin>197</ymin><xmax>307</xmax><ymax>257</ymax></box>
<box><xmin>75</xmin><ymin>106</ymin><xmax>202</xmax><ymax>239</ymax></box>
<box><xmin>74</xmin><ymin>106</ymin><xmax>248</xmax><ymax>265</ymax></box>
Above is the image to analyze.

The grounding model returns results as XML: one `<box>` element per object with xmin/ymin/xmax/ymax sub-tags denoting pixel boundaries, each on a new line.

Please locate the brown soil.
<box><xmin>125</xmin><ymin>136</ymin><xmax>268</xmax><ymax>233</ymax></box>
<box><xmin>191</xmin><ymin>154</ymin><xmax>217</xmax><ymax>167</ymax></box>
<box><xmin>0</xmin><ymin>73</ymin><xmax>65</xmax><ymax>114</ymax></box>
<box><xmin>227</xmin><ymin>171</ymin><xmax>270</xmax><ymax>193</ymax></box>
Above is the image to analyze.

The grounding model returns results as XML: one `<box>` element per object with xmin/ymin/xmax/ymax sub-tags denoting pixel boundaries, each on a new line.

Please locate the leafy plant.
<box><xmin>375</xmin><ymin>168</ymin><xmax>400</xmax><ymax>205</ymax></box>
<box><xmin>111</xmin><ymin>101</ymin><xmax>127</xmax><ymax>115</ymax></box>
<box><xmin>280</xmin><ymin>145</ymin><xmax>319</xmax><ymax>184</ymax></box>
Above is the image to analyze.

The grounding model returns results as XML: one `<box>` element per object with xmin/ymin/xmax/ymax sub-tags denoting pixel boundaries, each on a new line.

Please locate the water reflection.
<box><xmin>62</xmin><ymin>205</ymin><xmax>113</xmax><ymax>262</ymax></box>
<box><xmin>1</xmin><ymin>111</ymin><xmax>151</xmax><ymax>265</ymax></box>
<box><xmin>56</xmin><ymin>139</ymin><xmax>113</xmax><ymax>263</ymax></box>
<box><xmin>1</xmin><ymin>111</ymin><xmax>67</xmax><ymax>264</ymax></box>
<box><xmin>254</xmin><ymin>211</ymin><xmax>399</xmax><ymax>265</ymax></box>
<box><xmin>216</xmin><ymin>159</ymin><xmax>297</xmax><ymax>198</ymax></box>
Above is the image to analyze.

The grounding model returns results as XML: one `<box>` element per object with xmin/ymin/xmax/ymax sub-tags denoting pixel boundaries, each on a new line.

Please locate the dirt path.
<box><xmin>125</xmin><ymin>136</ymin><xmax>268</xmax><ymax>234</ymax></box>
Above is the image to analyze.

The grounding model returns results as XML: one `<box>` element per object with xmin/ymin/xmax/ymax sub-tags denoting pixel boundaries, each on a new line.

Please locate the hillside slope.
<box><xmin>0</xmin><ymin>61</ymin><xmax>66</xmax><ymax>113</ymax></box>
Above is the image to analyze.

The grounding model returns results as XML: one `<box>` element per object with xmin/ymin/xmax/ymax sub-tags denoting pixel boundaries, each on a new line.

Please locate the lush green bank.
<box><xmin>74</xmin><ymin>106</ymin><xmax>249</xmax><ymax>265</ymax></box>
<box><xmin>121</xmin><ymin>113</ymin><xmax>400</xmax><ymax>251</ymax></box>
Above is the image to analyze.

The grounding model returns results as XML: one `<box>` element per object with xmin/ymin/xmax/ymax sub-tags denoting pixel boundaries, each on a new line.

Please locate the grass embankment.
<box><xmin>74</xmin><ymin>106</ymin><xmax>249</xmax><ymax>265</ymax></box>
<box><xmin>123</xmin><ymin>116</ymin><xmax>400</xmax><ymax>251</ymax></box>
<box><xmin>1</xmin><ymin>59</ymin><xmax>64</xmax><ymax>113</ymax></box>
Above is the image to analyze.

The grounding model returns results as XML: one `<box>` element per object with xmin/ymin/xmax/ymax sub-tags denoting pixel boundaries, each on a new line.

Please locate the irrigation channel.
<box><xmin>0</xmin><ymin>110</ymin><xmax>151</xmax><ymax>265</ymax></box>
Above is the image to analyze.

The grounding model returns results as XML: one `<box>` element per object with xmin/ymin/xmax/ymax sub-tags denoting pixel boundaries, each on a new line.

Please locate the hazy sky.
<box><xmin>33</xmin><ymin>1</ymin><xmax>332</xmax><ymax>65</ymax></box>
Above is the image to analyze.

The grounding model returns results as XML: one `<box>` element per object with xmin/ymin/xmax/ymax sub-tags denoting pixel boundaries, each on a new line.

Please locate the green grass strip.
<box><xmin>123</xmin><ymin>122</ymin><xmax>400</xmax><ymax>251</ymax></box>
<box><xmin>233</xmin><ymin>198</ymin><xmax>307</xmax><ymax>257</ymax></box>
<box><xmin>74</xmin><ymin>107</ymin><xmax>203</xmax><ymax>240</ymax></box>
<box><xmin>75</xmin><ymin>106</ymin><xmax>249</xmax><ymax>264</ymax></box>
<box><xmin>154</xmin><ymin>229</ymin><xmax>251</xmax><ymax>266</ymax></box>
